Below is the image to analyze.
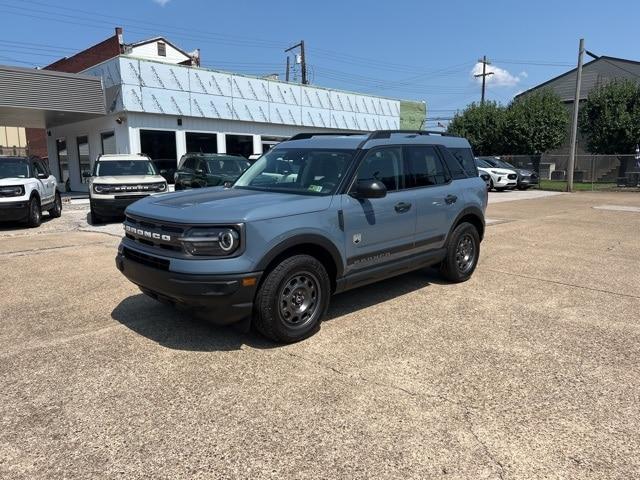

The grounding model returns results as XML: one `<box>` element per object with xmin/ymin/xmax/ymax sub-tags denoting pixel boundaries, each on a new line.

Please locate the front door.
<box><xmin>341</xmin><ymin>146</ymin><xmax>416</xmax><ymax>274</ymax></box>
<box><xmin>32</xmin><ymin>159</ymin><xmax>55</xmax><ymax>204</ymax></box>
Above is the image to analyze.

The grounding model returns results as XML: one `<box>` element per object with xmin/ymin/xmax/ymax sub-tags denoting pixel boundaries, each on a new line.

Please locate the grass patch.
<box><xmin>539</xmin><ymin>180</ymin><xmax>617</xmax><ymax>191</ymax></box>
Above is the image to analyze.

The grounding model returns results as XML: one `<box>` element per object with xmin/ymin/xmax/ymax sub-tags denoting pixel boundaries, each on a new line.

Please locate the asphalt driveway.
<box><xmin>1</xmin><ymin>191</ymin><xmax>639</xmax><ymax>479</ymax></box>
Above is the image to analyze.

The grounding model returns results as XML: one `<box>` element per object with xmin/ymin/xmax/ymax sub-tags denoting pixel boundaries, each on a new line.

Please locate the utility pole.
<box><xmin>284</xmin><ymin>40</ymin><xmax>308</xmax><ymax>85</ymax></box>
<box><xmin>285</xmin><ymin>56</ymin><xmax>290</xmax><ymax>82</ymax></box>
<box><xmin>567</xmin><ymin>38</ymin><xmax>585</xmax><ymax>193</ymax></box>
<box><xmin>474</xmin><ymin>55</ymin><xmax>493</xmax><ymax>104</ymax></box>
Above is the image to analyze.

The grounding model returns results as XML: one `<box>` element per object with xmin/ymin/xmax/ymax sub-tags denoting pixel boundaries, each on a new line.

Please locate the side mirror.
<box><xmin>160</xmin><ymin>169</ymin><xmax>167</xmax><ymax>175</ymax></box>
<box><xmin>36</xmin><ymin>172</ymin><xmax>48</xmax><ymax>180</ymax></box>
<box><xmin>350</xmin><ymin>179</ymin><xmax>387</xmax><ymax>199</ymax></box>
<box><xmin>195</xmin><ymin>169</ymin><xmax>204</xmax><ymax>175</ymax></box>
<box><xmin>82</xmin><ymin>171</ymin><xmax>92</xmax><ymax>178</ymax></box>
<box><xmin>223</xmin><ymin>180</ymin><xmax>234</xmax><ymax>188</ymax></box>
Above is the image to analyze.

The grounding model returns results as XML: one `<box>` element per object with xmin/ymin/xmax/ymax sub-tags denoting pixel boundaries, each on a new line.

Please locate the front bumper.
<box><xmin>0</xmin><ymin>201</ymin><xmax>29</xmax><ymax>221</ymax></box>
<box><xmin>518</xmin><ymin>175</ymin><xmax>539</xmax><ymax>187</ymax></box>
<box><xmin>91</xmin><ymin>196</ymin><xmax>149</xmax><ymax>217</ymax></box>
<box><xmin>115</xmin><ymin>246</ymin><xmax>262</xmax><ymax>325</ymax></box>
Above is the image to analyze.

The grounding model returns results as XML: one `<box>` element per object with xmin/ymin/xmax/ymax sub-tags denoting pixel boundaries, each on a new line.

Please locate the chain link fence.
<box><xmin>492</xmin><ymin>154</ymin><xmax>640</xmax><ymax>191</ymax></box>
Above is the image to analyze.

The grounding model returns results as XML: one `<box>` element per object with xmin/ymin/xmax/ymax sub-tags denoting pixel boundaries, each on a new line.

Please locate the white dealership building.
<box><xmin>15</xmin><ymin>29</ymin><xmax>425</xmax><ymax>192</ymax></box>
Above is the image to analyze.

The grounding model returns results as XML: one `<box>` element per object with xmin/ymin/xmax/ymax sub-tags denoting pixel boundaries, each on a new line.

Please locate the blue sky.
<box><xmin>1</xmin><ymin>0</ymin><xmax>639</xmax><ymax>127</ymax></box>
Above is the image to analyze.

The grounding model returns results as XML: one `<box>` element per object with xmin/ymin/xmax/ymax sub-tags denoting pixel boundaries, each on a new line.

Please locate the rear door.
<box><xmin>404</xmin><ymin>145</ymin><xmax>454</xmax><ymax>249</ymax></box>
<box><xmin>341</xmin><ymin>146</ymin><xmax>417</xmax><ymax>273</ymax></box>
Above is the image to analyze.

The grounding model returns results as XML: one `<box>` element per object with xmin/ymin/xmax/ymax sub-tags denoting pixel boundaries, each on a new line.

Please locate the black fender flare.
<box><xmin>256</xmin><ymin>233</ymin><xmax>344</xmax><ymax>278</ymax></box>
<box><xmin>446</xmin><ymin>206</ymin><xmax>485</xmax><ymax>244</ymax></box>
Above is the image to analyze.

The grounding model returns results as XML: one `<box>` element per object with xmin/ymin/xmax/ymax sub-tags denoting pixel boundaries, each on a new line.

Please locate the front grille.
<box><xmin>507</xmin><ymin>174</ymin><xmax>517</xmax><ymax>180</ymax></box>
<box><xmin>123</xmin><ymin>247</ymin><xmax>170</xmax><ymax>271</ymax></box>
<box><xmin>115</xmin><ymin>194</ymin><xmax>150</xmax><ymax>200</ymax></box>
<box><xmin>124</xmin><ymin>215</ymin><xmax>185</xmax><ymax>252</ymax></box>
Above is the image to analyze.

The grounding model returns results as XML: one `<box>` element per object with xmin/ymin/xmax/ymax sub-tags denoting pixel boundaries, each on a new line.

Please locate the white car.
<box><xmin>476</xmin><ymin>158</ymin><xmax>518</xmax><ymax>191</ymax></box>
<box><xmin>86</xmin><ymin>154</ymin><xmax>168</xmax><ymax>224</ymax></box>
<box><xmin>0</xmin><ymin>156</ymin><xmax>62</xmax><ymax>227</ymax></box>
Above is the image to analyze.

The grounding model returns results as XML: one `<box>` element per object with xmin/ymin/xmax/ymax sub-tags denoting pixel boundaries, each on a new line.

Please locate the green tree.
<box><xmin>447</xmin><ymin>101</ymin><xmax>507</xmax><ymax>155</ymax></box>
<box><xmin>506</xmin><ymin>89</ymin><xmax>569</xmax><ymax>155</ymax></box>
<box><xmin>579</xmin><ymin>80</ymin><xmax>640</xmax><ymax>175</ymax></box>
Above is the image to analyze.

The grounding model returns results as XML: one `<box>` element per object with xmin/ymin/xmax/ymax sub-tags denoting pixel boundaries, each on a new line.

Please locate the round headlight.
<box><xmin>94</xmin><ymin>184</ymin><xmax>108</xmax><ymax>193</ymax></box>
<box><xmin>218</xmin><ymin>229</ymin><xmax>239</xmax><ymax>252</ymax></box>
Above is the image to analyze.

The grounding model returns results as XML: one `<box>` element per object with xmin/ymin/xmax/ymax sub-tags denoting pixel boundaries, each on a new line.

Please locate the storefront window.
<box><xmin>186</xmin><ymin>132</ymin><xmax>218</xmax><ymax>154</ymax></box>
<box><xmin>226</xmin><ymin>134</ymin><xmax>253</xmax><ymax>158</ymax></box>
<box><xmin>55</xmin><ymin>138</ymin><xmax>69</xmax><ymax>190</ymax></box>
<box><xmin>140</xmin><ymin>129</ymin><xmax>177</xmax><ymax>184</ymax></box>
<box><xmin>101</xmin><ymin>131</ymin><xmax>116</xmax><ymax>154</ymax></box>
<box><xmin>77</xmin><ymin>136</ymin><xmax>90</xmax><ymax>183</ymax></box>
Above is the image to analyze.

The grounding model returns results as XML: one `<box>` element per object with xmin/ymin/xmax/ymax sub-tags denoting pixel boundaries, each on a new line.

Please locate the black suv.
<box><xmin>174</xmin><ymin>153</ymin><xmax>250</xmax><ymax>190</ymax></box>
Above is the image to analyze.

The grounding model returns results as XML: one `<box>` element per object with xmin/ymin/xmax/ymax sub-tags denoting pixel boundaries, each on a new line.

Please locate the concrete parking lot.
<box><xmin>1</xmin><ymin>190</ymin><xmax>639</xmax><ymax>479</ymax></box>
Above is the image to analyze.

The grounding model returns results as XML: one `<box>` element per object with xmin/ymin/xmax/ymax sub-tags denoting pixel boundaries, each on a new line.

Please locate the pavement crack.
<box><xmin>462</xmin><ymin>409</ymin><xmax>506</xmax><ymax>480</ymax></box>
<box><xmin>484</xmin><ymin>268</ymin><xmax>640</xmax><ymax>300</ymax></box>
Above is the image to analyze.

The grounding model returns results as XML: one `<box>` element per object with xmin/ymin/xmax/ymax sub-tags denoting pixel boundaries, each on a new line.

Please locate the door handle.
<box><xmin>394</xmin><ymin>202</ymin><xmax>412</xmax><ymax>213</ymax></box>
<box><xmin>445</xmin><ymin>194</ymin><xmax>458</xmax><ymax>205</ymax></box>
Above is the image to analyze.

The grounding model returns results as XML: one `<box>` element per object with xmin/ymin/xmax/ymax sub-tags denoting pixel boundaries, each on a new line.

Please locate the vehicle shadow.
<box><xmin>0</xmin><ymin>214</ymin><xmax>55</xmax><ymax>231</ymax></box>
<box><xmin>111</xmin><ymin>268</ymin><xmax>445</xmax><ymax>351</ymax></box>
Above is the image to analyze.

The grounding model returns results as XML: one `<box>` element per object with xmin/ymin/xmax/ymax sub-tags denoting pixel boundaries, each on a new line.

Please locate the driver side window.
<box><xmin>356</xmin><ymin>147</ymin><xmax>403</xmax><ymax>191</ymax></box>
<box><xmin>33</xmin><ymin>160</ymin><xmax>46</xmax><ymax>178</ymax></box>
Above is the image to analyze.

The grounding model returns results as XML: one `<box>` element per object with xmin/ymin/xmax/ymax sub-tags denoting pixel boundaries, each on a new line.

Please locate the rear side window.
<box><xmin>449</xmin><ymin>148</ymin><xmax>478</xmax><ymax>177</ymax></box>
<box><xmin>181</xmin><ymin>157</ymin><xmax>196</xmax><ymax>170</ymax></box>
<box><xmin>405</xmin><ymin>146</ymin><xmax>450</xmax><ymax>187</ymax></box>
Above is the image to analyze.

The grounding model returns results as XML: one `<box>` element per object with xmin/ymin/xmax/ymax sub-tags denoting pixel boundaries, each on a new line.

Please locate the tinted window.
<box><xmin>33</xmin><ymin>160</ymin><xmax>47</xmax><ymax>177</ymax></box>
<box><xmin>181</xmin><ymin>157</ymin><xmax>196</xmax><ymax>170</ymax></box>
<box><xmin>0</xmin><ymin>158</ymin><xmax>30</xmax><ymax>178</ymax></box>
<box><xmin>405</xmin><ymin>146</ymin><xmax>450</xmax><ymax>187</ymax></box>
<box><xmin>450</xmin><ymin>148</ymin><xmax>478</xmax><ymax>177</ymax></box>
<box><xmin>95</xmin><ymin>160</ymin><xmax>157</xmax><ymax>176</ymax></box>
<box><xmin>206</xmin><ymin>158</ymin><xmax>245</xmax><ymax>175</ymax></box>
<box><xmin>439</xmin><ymin>148</ymin><xmax>467</xmax><ymax>180</ymax></box>
<box><xmin>356</xmin><ymin>147</ymin><xmax>403</xmax><ymax>191</ymax></box>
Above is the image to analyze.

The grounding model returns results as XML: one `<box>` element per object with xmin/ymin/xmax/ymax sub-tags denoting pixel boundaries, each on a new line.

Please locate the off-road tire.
<box><xmin>254</xmin><ymin>254</ymin><xmax>331</xmax><ymax>343</ymax></box>
<box><xmin>90</xmin><ymin>204</ymin><xmax>103</xmax><ymax>225</ymax></box>
<box><xmin>440</xmin><ymin>222</ymin><xmax>480</xmax><ymax>283</ymax></box>
<box><xmin>26</xmin><ymin>196</ymin><xmax>42</xmax><ymax>228</ymax></box>
<box><xmin>48</xmin><ymin>191</ymin><xmax>62</xmax><ymax>218</ymax></box>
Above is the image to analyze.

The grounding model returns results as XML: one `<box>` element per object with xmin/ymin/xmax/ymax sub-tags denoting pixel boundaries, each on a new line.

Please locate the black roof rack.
<box><xmin>286</xmin><ymin>132</ymin><xmax>365</xmax><ymax>141</ymax></box>
<box><xmin>367</xmin><ymin>130</ymin><xmax>452</xmax><ymax>139</ymax></box>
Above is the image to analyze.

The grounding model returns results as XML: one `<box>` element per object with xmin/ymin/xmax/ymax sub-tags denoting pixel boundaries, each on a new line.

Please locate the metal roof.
<box><xmin>0</xmin><ymin>64</ymin><xmax>106</xmax><ymax>128</ymax></box>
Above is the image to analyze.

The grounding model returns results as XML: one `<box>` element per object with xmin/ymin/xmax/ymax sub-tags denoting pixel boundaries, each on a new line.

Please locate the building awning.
<box><xmin>0</xmin><ymin>64</ymin><xmax>106</xmax><ymax>128</ymax></box>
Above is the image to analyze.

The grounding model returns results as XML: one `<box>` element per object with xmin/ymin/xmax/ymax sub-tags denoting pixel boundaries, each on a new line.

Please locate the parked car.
<box><xmin>86</xmin><ymin>154</ymin><xmax>167</xmax><ymax>224</ymax></box>
<box><xmin>116</xmin><ymin>130</ymin><xmax>487</xmax><ymax>343</ymax></box>
<box><xmin>0</xmin><ymin>156</ymin><xmax>62</xmax><ymax>227</ymax></box>
<box><xmin>476</xmin><ymin>158</ymin><xmax>518</xmax><ymax>191</ymax></box>
<box><xmin>174</xmin><ymin>153</ymin><xmax>251</xmax><ymax>190</ymax></box>
<box><xmin>480</xmin><ymin>157</ymin><xmax>538</xmax><ymax>190</ymax></box>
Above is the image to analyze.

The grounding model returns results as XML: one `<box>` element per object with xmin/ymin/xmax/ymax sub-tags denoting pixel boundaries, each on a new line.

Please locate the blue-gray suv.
<box><xmin>116</xmin><ymin>130</ymin><xmax>487</xmax><ymax>343</ymax></box>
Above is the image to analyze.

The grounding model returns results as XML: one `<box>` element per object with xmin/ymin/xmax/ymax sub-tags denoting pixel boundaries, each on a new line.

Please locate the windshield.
<box><xmin>497</xmin><ymin>160</ymin><xmax>516</xmax><ymax>169</ymax></box>
<box><xmin>95</xmin><ymin>160</ymin><xmax>157</xmax><ymax>177</ymax></box>
<box><xmin>207</xmin><ymin>158</ymin><xmax>250</xmax><ymax>175</ymax></box>
<box><xmin>476</xmin><ymin>159</ymin><xmax>491</xmax><ymax>168</ymax></box>
<box><xmin>234</xmin><ymin>148</ymin><xmax>355</xmax><ymax>195</ymax></box>
<box><xmin>0</xmin><ymin>159</ymin><xmax>30</xmax><ymax>179</ymax></box>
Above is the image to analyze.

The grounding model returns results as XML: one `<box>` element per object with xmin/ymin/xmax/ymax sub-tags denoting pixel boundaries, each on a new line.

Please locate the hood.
<box><xmin>515</xmin><ymin>168</ymin><xmax>534</xmax><ymax>176</ymax></box>
<box><xmin>92</xmin><ymin>175</ymin><xmax>166</xmax><ymax>184</ymax></box>
<box><xmin>479</xmin><ymin>166</ymin><xmax>515</xmax><ymax>175</ymax></box>
<box><xmin>0</xmin><ymin>177</ymin><xmax>28</xmax><ymax>186</ymax></box>
<box><xmin>126</xmin><ymin>187</ymin><xmax>333</xmax><ymax>224</ymax></box>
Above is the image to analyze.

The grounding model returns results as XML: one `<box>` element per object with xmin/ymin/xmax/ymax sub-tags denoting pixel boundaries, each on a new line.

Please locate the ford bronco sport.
<box><xmin>86</xmin><ymin>154</ymin><xmax>168</xmax><ymax>223</ymax></box>
<box><xmin>116</xmin><ymin>131</ymin><xmax>487</xmax><ymax>343</ymax></box>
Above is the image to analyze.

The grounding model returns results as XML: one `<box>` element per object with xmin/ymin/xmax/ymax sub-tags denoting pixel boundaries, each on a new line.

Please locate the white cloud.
<box><xmin>471</xmin><ymin>62</ymin><xmax>526</xmax><ymax>88</ymax></box>
<box><xmin>152</xmin><ymin>0</ymin><xmax>171</xmax><ymax>6</ymax></box>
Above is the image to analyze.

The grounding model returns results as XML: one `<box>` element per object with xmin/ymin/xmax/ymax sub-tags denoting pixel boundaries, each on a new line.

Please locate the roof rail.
<box><xmin>286</xmin><ymin>132</ymin><xmax>365</xmax><ymax>141</ymax></box>
<box><xmin>367</xmin><ymin>130</ymin><xmax>452</xmax><ymax>140</ymax></box>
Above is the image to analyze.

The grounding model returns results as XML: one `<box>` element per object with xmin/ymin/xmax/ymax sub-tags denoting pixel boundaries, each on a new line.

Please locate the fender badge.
<box><xmin>353</xmin><ymin>233</ymin><xmax>362</xmax><ymax>245</ymax></box>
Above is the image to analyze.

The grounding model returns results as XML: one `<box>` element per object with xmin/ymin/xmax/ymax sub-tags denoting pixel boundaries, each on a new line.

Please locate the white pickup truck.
<box><xmin>0</xmin><ymin>156</ymin><xmax>62</xmax><ymax>227</ymax></box>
